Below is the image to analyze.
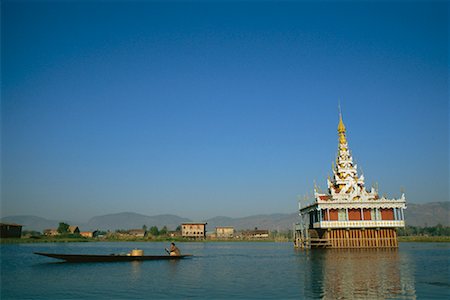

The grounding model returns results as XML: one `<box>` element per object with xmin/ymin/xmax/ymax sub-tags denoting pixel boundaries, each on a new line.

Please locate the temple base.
<box><xmin>296</xmin><ymin>228</ymin><xmax>399</xmax><ymax>249</ymax></box>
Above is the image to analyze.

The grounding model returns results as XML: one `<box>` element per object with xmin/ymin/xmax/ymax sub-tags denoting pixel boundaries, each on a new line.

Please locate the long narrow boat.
<box><xmin>34</xmin><ymin>252</ymin><xmax>192</xmax><ymax>263</ymax></box>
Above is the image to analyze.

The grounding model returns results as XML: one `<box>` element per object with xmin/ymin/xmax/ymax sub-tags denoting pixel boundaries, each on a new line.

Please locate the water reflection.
<box><xmin>304</xmin><ymin>249</ymin><xmax>416</xmax><ymax>299</ymax></box>
<box><xmin>129</xmin><ymin>261</ymin><xmax>142</xmax><ymax>280</ymax></box>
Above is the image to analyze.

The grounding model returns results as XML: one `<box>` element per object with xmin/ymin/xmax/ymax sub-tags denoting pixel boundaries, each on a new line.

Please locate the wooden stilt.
<box><xmin>321</xmin><ymin>228</ymin><xmax>399</xmax><ymax>249</ymax></box>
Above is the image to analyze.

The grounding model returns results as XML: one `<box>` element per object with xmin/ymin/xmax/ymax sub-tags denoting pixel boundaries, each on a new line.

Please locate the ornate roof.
<box><xmin>307</xmin><ymin>112</ymin><xmax>406</xmax><ymax>208</ymax></box>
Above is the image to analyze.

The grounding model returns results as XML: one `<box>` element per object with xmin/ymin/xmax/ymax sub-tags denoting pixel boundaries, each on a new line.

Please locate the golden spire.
<box><xmin>338</xmin><ymin>113</ymin><xmax>346</xmax><ymax>134</ymax></box>
<box><xmin>337</xmin><ymin>107</ymin><xmax>347</xmax><ymax>144</ymax></box>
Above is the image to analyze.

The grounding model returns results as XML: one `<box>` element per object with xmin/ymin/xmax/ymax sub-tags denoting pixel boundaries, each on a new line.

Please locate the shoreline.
<box><xmin>397</xmin><ymin>236</ymin><xmax>450</xmax><ymax>243</ymax></box>
<box><xmin>1</xmin><ymin>236</ymin><xmax>450</xmax><ymax>244</ymax></box>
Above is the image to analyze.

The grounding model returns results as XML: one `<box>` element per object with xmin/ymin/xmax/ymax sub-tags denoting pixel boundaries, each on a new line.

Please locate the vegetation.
<box><xmin>396</xmin><ymin>224</ymin><xmax>450</xmax><ymax>242</ymax></box>
<box><xmin>160</xmin><ymin>226</ymin><xmax>168</xmax><ymax>235</ymax></box>
<box><xmin>22</xmin><ymin>230</ymin><xmax>42</xmax><ymax>238</ymax></box>
<box><xmin>3</xmin><ymin>224</ymin><xmax>449</xmax><ymax>244</ymax></box>
<box><xmin>270</xmin><ymin>230</ymin><xmax>293</xmax><ymax>241</ymax></box>
<box><xmin>398</xmin><ymin>236</ymin><xmax>450</xmax><ymax>243</ymax></box>
<box><xmin>149</xmin><ymin>226</ymin><xmax>159</xmax><ymax>236</ymax></box>
<box><xmin>1</xmin><ymin>236</ymin><xmax>90</xmax><ymax>244</ymax></box>
<box><xmin>397</xmin><ymin>224</ymin><xmax>450</xmax><ymax>237</ymax></box>
<box><xmin>57</xmin><ymin>222</ymin><xmax>70</xmax><ymax>234</ymax></box>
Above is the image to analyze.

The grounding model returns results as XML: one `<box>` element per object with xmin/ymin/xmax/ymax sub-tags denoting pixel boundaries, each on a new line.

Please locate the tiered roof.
<box><xmin>308</xmin><ymin>112</ymin><xmax>406</xmax><ymax>209</ymax></box>
<box><xmin>323</xmin><ymin>113</ymin><xmax>378</xmax><ymax>201</ymax></box>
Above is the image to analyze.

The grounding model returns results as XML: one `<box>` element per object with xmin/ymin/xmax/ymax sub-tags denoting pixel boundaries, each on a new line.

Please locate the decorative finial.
<box><xmin>337</xmin><ymin>102</ymin><xmax>347</xmax><ymax>144</ymax></box>
<box><xmin>338</xmin><ymin>99</ymin><xmax>342</xmax><ymax>118</ymax></box>
<box><xmin>338</xmin><ymin>111</ymin><xmax>346</xmax><ymax>133</ymax></box>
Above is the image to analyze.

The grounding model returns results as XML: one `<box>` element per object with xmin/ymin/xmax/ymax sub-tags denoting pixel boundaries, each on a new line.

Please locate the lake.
<box><xmin>1</xmin><ymin>242</ymin><xmax>449</xmax><ymax>299</ymax></box>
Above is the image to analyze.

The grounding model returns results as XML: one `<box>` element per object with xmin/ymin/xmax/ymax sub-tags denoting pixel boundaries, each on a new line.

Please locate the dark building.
<box><xmin>241</xmin><ymin>228</ymin><xmax>269</xmax><ymax>239</ymax></box>
<box><xmin>0</xmin><ymin>223</ymin><xmax>23</xmax><ymax>238</ymax></box>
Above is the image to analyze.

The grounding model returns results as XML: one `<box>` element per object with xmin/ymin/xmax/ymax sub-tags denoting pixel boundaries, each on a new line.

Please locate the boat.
<box><xmin>34</xmin><ymin>249</ymin><xmax>192</xmax><ymax>263</ymax></box>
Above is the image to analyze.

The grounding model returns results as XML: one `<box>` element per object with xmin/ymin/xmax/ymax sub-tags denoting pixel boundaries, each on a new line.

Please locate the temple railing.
<box><xmin>313</xmin><ymin>220</ymin><xmax>405</xmax><ymax>229</ymax></box>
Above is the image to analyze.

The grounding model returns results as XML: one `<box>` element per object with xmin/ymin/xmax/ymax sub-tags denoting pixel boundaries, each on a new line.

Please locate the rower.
<box><xmin>167</xmin><ymin>242</ymin><xmax>181</xmax><ymax>256</ymax></box>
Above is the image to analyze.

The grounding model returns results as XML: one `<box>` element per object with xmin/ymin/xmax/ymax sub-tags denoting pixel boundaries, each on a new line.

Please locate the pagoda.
<box><xmin>295</xmin><ymin>113</ymin><xmax>406</xmax><ymax>248</ymax></box>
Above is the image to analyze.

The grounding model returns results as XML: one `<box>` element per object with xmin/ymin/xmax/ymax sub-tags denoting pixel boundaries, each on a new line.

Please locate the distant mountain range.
<box><xmin>2</xmin><ymin>202</ymin><xmax>448</xmax><ymax>232</ymax></box>
<box><xmin>206</xmin><ymin>213</ymin><xmax>298</xmax><ymax>231</ymax></box>
<box><xmin>0</xmin><ymin>215</ymin><xmax>69</xmax><ymax>232</ymax></box>
<box><xmin>0</xmin><ymin>213</ymin><xmax>191</xmax><ymax>232</ymax></box>
<box><xmin>404</xmin><ymin>202</ymin><xmax>449</xmax><ymax>227</ymax></box>
<box><xmin>86</xmin><ymin>212</ymin><xmax>191</xmax><ymax>231</ymax></box>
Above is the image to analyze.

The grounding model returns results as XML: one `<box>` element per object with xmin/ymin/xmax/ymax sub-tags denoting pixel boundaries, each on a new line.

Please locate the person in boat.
<box><xmin>168</xmin><ymin>242</ymin><xmax>181</xmax><ymax>256</ymax></box>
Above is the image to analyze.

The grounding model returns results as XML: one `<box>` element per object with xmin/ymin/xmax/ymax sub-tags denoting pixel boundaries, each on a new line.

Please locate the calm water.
<box><xmin>1</xmin><ymin>242</ymin><xmax>449</xmax><ymax>299</ymax></box>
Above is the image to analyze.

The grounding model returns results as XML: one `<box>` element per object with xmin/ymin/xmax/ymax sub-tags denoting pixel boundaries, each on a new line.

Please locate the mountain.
<box><xmin>85</xmin><ymin>212</ymin><xmax>192</xmax><ymax>231</ymax></box>
<box><xmin>0</xmin><ymin>215</ymin><xmax>61</xmax><ymax>232</ymax></box>
<box><xmin>2</xmin><ymin>202</ymin><xmax>448</xmax><ymax>232</ymax></box>
<box><xmin>404</xmin><ymin>202</ymin><xmax>450</xmax><ymax>227</ymax></box>
<box><xmin>206</xmin><ymin>213</ymin><xmax>299</xmax><ymax>231</ymax></box>
<box><xmin>66</xmin><ymin>202</ymin><xmax>450</xmax><ymax>230</ymax></box>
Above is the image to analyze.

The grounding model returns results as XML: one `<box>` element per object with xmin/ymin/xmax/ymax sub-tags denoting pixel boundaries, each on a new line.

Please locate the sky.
<box><xmin>1</xmin><ymin>1</ymin><xmax>448</xmax><ymax>222</ymax></box>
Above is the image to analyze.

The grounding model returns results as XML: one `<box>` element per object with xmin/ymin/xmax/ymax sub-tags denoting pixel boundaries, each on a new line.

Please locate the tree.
<box><xmin>176</xmin><ymin>225</ymin><xmax>182</xmax><ymax>232</ymax></box>
<box><xmin>57</xmin><ymin>222</ymin><xmax>70</xmax><ymax>234</ymax></box>
<box><xmin>22</xmin><ymin>230</ymin><xmax>41</xmax><ymax>237</ymax></box>
<box><xmin>160</xmin><ymin>226</ymin><xmax>168</xmax><ymax>236</ymax></box>
<box><xmin>149</xmin><ymin>226</ymin><xmax>159</xmax><ymax>236</ymax></box>
<box><xmin>142</xmin><ymin>224</ymin><xmax>147</xmax><ymax>231</ymax></box>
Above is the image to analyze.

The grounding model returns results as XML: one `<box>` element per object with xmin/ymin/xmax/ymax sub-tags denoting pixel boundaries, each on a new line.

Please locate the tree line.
<box><xmin>397</xmin><ymin>224</ymin><xmax>450</xmax><ymax>236</ymax></box>
<box><xmin>22</xmin><ymin>223</ymin><xmax>450</xmax><ymax>239</ymax></box>
<box><xmin>115</xmin><ymin>224</ymin><xmax>182</xmax><ymax>236</ymax></box>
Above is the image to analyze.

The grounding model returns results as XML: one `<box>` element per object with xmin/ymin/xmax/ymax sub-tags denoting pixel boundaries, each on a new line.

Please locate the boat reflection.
<box><xmin>130</xmin><ymin>261</ymin><xmax>142</xmax><ymax>280</ymax></box>
<box><xmin>303</xmin><ymin>248</ymin><xmax>416</xmax><ymax>299</ymax></box>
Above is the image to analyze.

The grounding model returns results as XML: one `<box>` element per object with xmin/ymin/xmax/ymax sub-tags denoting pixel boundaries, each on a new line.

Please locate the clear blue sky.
<box><xmin>2</xmin><ymin>1</ymin><xmax>448</xmax><ymax>222</ymax></box>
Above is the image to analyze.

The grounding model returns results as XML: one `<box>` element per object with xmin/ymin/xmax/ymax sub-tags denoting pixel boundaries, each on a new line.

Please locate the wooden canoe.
<box><xmin>34</xmin><ymin>252</ymin><xmax>192</xmax><ymax>263</ymax></box>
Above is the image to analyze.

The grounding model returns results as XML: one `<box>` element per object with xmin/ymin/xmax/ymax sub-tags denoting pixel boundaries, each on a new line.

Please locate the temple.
<box><xmin>294</xmin><ymin>112</ymin><xmax>406</xmax><ymax>248</ymax></box>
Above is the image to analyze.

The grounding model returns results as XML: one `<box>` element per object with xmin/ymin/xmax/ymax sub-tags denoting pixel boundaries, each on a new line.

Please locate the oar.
<box><xmin>165</xmin><ymin>248</ymin><xmax>170</xmax><ymax>255</ymax></box>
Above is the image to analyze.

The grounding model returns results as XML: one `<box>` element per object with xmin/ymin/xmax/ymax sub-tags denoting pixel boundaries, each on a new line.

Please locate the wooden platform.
<box><xmin>295</xmin><ymin>228</ymin><xmax>399</xmax><ymax>249</ymax></box>
<box><xmin>309</xmin><ymin>238</ymin><xmax>331</xmax><ymax>248</ymax></box>
<box><xmin>326</xmin><ymin>228</ymin><xmax>398</xmax><ymax>248</ymax></box>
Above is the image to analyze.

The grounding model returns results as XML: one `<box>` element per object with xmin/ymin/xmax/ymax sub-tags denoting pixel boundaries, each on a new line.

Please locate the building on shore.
<box><xmin>216</xmin><ymin>226</ymin><xmax>234</xmax><ymax>239</ymax></box>
<box><xmin>241</xmin><ymin>228</ymin><xmax>269</xmax><ymax>239</ymax></box>
<box><xmin>295</xmin><ymin>113</ymin><xmax>406</xmax><ymax>248</ymax></box>
<box><xmin>80</xmin><ymin>231</ymin><xmax>94</xmax><ymax>238</ymax></box>
<box><xmin>181</xmin><ymin>222</ymin><xmax>207</xmax><ymax>239</ymax></box>
<box><xmin>68</xmin><ymin>226</ymin><xmax>80</xmax><ymax>234</ymax></box>
<box><xmin>43</xmin><ymin>229</ymin><xmax>59</xmax><ymax>236</ymax></box>
<box><xmin>127</xmin><ymin>229</ymin><xmax>147</xmax><ymax>238</ymax></box>
<box><xmin>0</xmin><ymin>223</ymin><xmax>23</xmax><ymax>238</ymax></box>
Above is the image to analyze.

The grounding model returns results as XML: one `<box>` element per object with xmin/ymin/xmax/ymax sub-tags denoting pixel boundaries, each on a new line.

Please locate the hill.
<box><xmin>0</xmin><ymin>215</ymin><xmax>62</xmax><ymax>232</ymax></box>
<box><xmin>2</xmin><ymin>201</ymin><xmax>448</xmax><ymax>232</ymax></box>
<box><xmin>85</xmin><ymin>212</ymin><xmax>192</xmax><ymax>231</ymax></box>
<box><xmin>206</xmin><ymin>213</ymin><xmax>299</xmax><ymax>231</ymax></box>
<box><xmin>206</xmin><ymin>202</ymin><xmax>450</xmax><ymax>230</ymax></box>
<box><xmin>405</xmin><ymin>202</ymin><xmax>449</xmax><ymax>227</ymax></box>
